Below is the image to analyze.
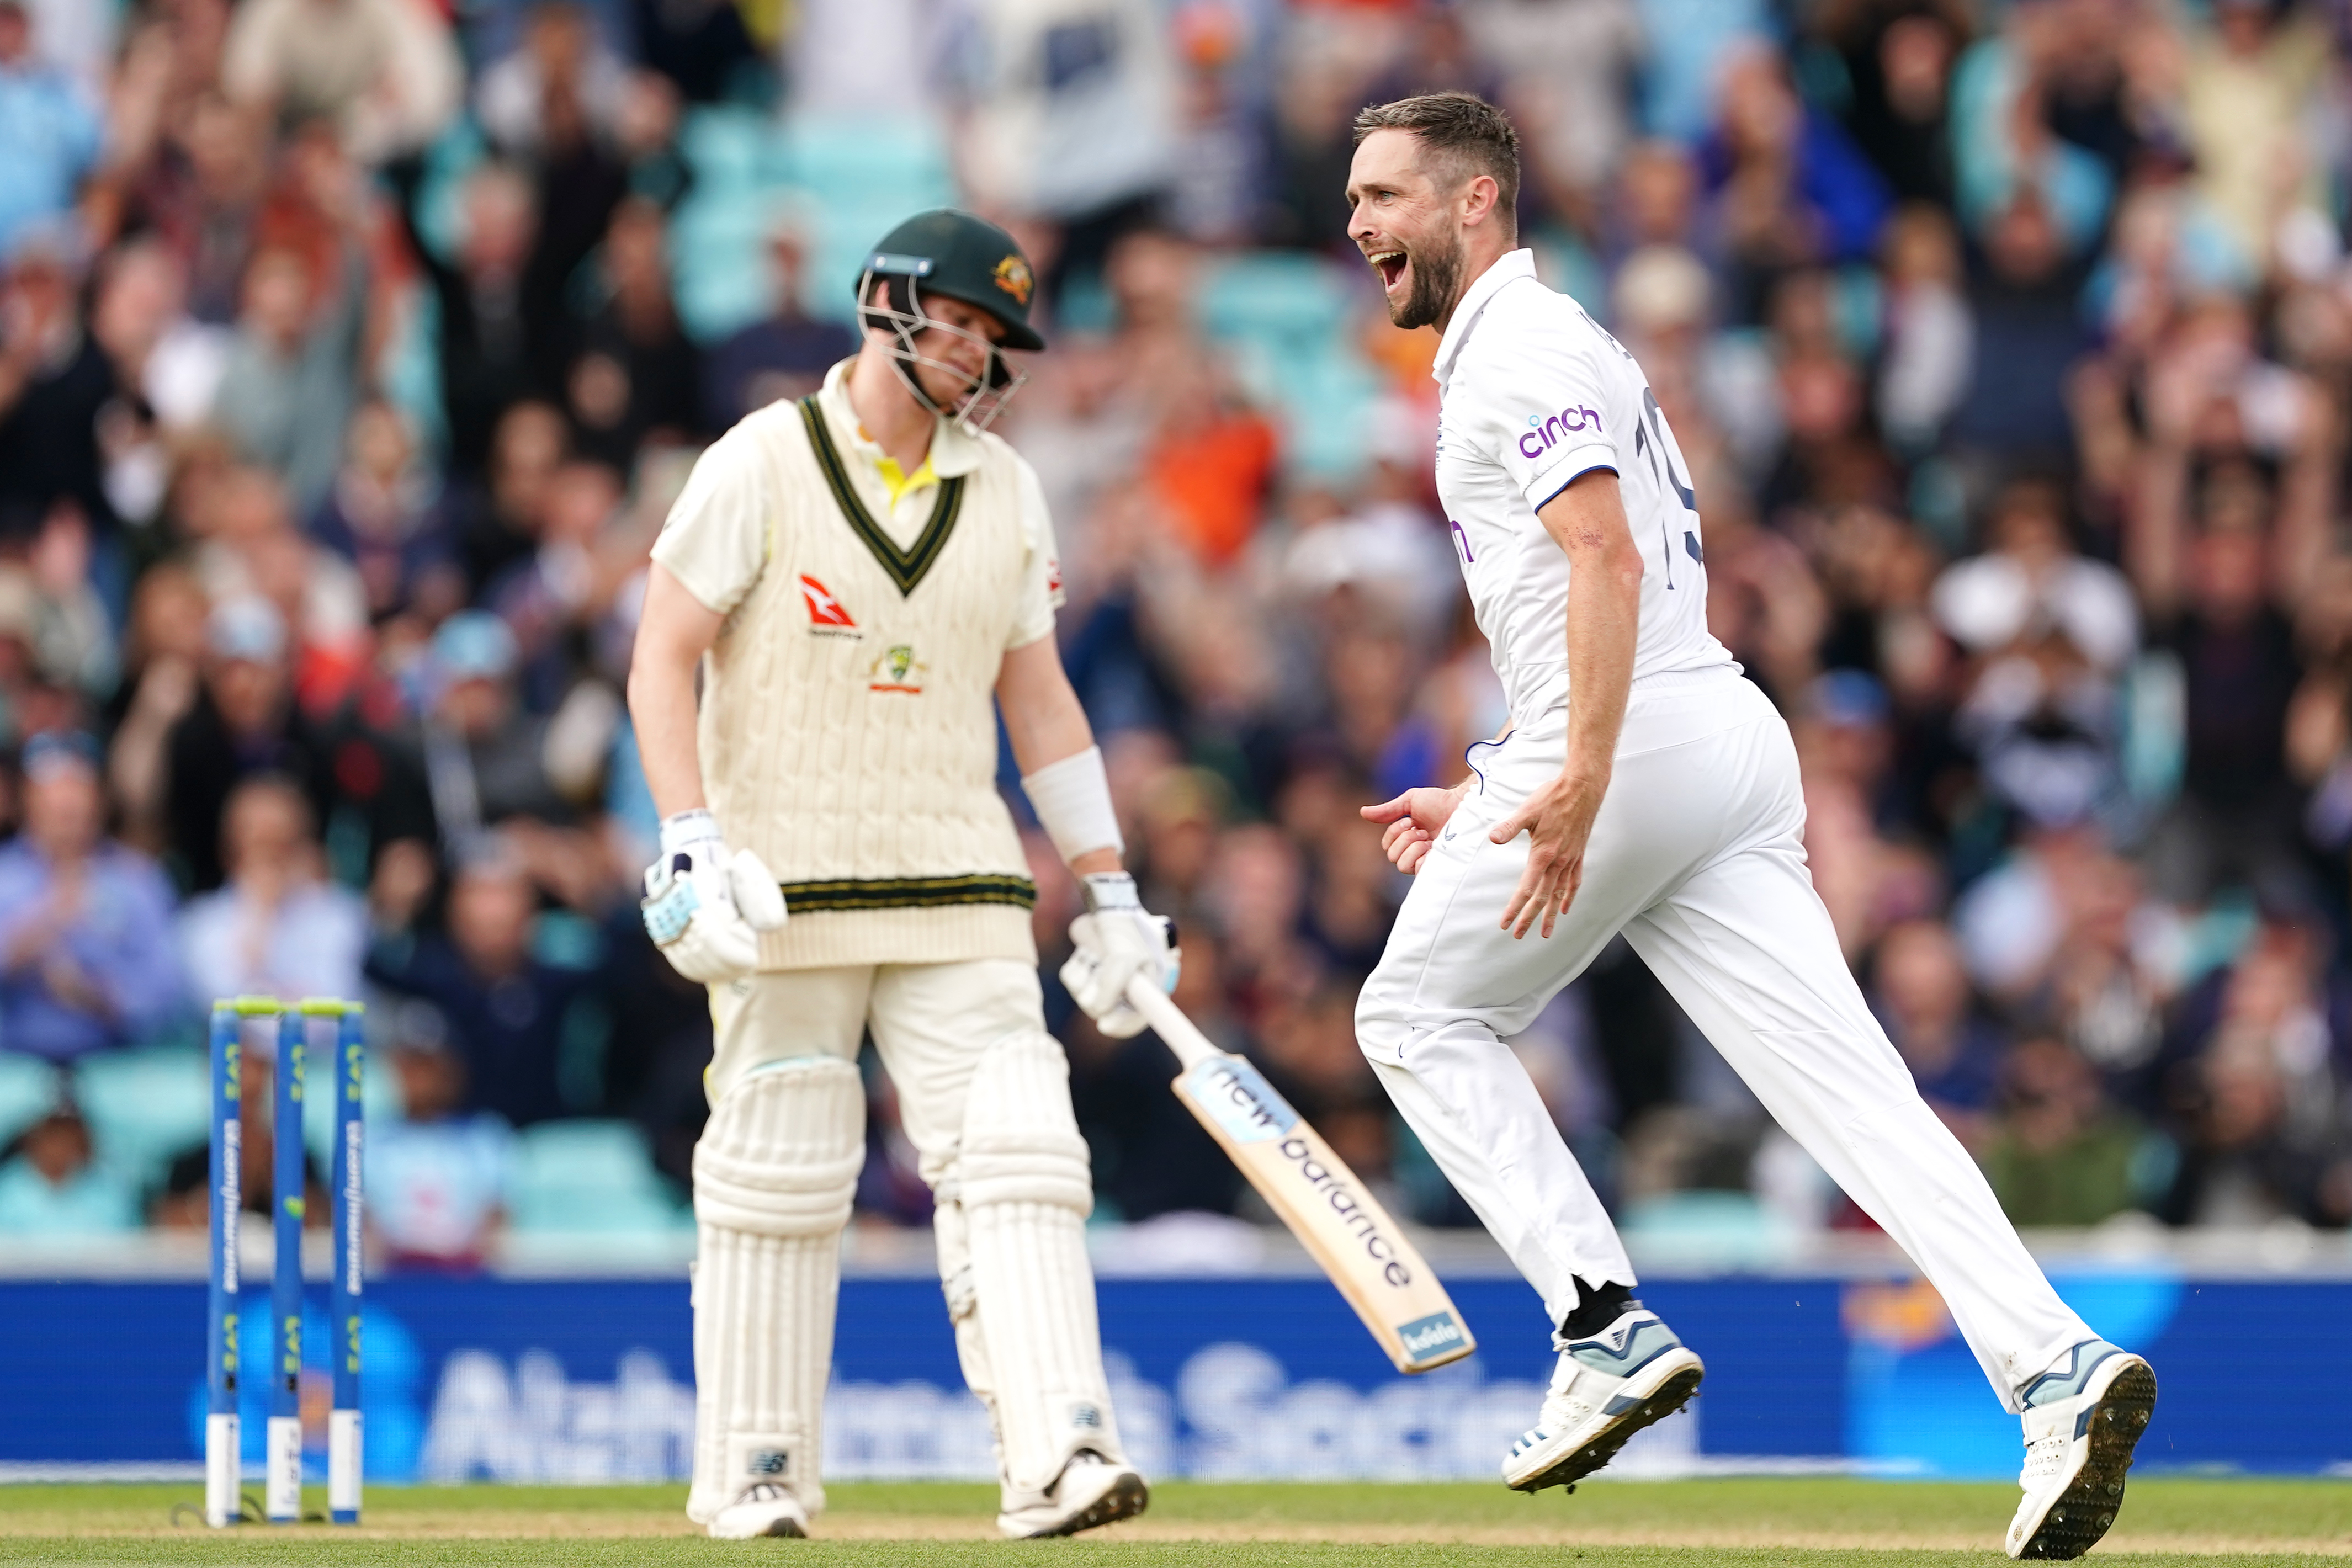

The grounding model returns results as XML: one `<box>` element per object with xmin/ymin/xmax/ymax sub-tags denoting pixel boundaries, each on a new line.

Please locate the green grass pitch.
<box><xmin>0</xmin><ymin>1477</ymin><xmax>2347</xmax><ymax>1564</ymax></box>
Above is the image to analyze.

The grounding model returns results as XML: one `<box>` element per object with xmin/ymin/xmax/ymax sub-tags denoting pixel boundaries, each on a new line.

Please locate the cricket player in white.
<box><xmin>627</xmin><ymin>210</ymin><xmax>1171</xmax><ymax>1541</ymax></box>
<box><xmin>1344</xmin><ymin>94</ymin><xmax>2154</xmax><ymax>1559</ymax></box>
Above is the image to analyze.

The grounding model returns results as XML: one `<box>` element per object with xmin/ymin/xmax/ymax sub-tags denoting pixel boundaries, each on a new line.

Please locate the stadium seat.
<box><xmin>505</xmin><ymin>1119</ymin><xmax>689</xmax><ymax>1237</ymax></box>
<box><xmin>0</xmin><ymin>1051</ymin><xmax>63</xmax><ymax>1149</ymax></box>
<box><xmin>72</xmin><ymin>1045</ymin><xmax>210</xmax><ymax>1194</ymax></box>
<box><xmin>668</xmin><ymin>108</ymin><xmax>958</xmax><ymax>345</ymax></box>
<box><xmin>1619</xmin><ymin>1190</ymin><xmax>1792</xmax><ymax>1271</ymax></box>
<box><xmin>1195</xmin><ymin>254</ymin><xmax>1380</xmax><ymax>480</ymax></box>
<box><xmin>1198</xmin><ymin>252</ymin><xmax>1352</xmax><ymax>350</ymax></box>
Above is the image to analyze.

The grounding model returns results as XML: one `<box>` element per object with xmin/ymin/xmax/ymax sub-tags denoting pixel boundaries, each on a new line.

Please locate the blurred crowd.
<box><xmin>3</xmin><ymin>0</ymin><xmax>2351</xmax><ymax>1263</ymax></box>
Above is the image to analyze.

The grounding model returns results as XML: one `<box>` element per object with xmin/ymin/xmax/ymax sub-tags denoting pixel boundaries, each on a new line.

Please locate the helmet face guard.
<box><xmin>858</xmin><ymin>255</ymin><xmax>1029</xmax><ymax>435</ymax></box>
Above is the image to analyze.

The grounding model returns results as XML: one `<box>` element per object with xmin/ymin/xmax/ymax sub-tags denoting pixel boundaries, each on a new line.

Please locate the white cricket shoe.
<box><xmin>996</xmin><ymin>1452</ymin><xmax>1149</xmax><ymax>1539</ymax></box>
<box><xmin>2005</xmin><ymin>1340</ymin><xmax>2157</xmax><ymax>1559</ymax></box>
<box><xmin>1502</xmin><ymin>1306</ymin><xmax>1705</xmax><ymax>1491</ymax></box>
<box><xmin>707</xmin><ymin>1481</ymin><xmax>809</xmax><ymax>1539</ymax></box>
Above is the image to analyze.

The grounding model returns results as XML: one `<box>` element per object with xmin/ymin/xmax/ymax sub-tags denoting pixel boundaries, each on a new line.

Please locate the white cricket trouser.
<box><xmin>1357</xmin><ymin>669</ymin><xmax>2091</xmax><ymax>1412</ymax></box>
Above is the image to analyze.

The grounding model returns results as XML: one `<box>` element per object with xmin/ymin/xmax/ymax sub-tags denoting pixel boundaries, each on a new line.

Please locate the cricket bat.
<box><xmin>1124</xmin><ymin>977</ymin><xmax>1477</xmax><ymax>1374</ymax></box>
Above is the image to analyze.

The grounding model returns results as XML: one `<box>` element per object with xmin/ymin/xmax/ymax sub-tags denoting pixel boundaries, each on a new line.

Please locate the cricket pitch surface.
<box><xmin>3</xmin><ymin>1478</ymin><xmax>2349</xmax><ymax>1565</ymax></box>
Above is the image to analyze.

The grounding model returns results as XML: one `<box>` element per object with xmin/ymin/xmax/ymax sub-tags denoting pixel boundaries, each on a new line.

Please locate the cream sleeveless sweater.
<box><xmin>699</xmin><ymin>394</ymin><xmax>1037</xmax><ymax>970</ymax></box>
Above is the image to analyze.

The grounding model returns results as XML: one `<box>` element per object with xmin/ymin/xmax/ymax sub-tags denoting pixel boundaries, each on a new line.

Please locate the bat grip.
<box><xmin>1124</xmin><ymin>974</ymin><xmax>1220</xmax><ymax>1070</ymax></box>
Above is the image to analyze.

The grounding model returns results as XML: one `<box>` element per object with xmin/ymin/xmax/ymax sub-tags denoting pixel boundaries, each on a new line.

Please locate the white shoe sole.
<box><xmin>998</xmin><ymin>1465</ymin><xmax>1150</xmax><ymax>1539</ymax></box>
<box><xmin>1503</xmin><ymin>1347</ymin><xmax>1705</xmax><ymax>1492</ymax></box>
<box><xmin>708</xmin><ymin>1502</ymin><xmax>809</xmax><ymax>1539</ymax></box>
<box><xmin>2006</xmin><ymin>1354</ymin><xmax>2157</xmax><ymax>1560</ymax></box>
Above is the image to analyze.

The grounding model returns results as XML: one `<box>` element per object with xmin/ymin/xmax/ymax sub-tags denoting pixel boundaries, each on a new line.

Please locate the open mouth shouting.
<box><xmin>1367</xmin><ymin>247</ymin><xmax>1408</xmax><ymax>296</ymax></box>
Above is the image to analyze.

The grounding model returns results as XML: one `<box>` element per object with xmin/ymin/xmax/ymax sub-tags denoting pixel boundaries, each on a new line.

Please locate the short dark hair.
<box><xmin>1352</xmin><ymin>92</ymin><xmax>1520</xmax><ymax>230</ymax></box>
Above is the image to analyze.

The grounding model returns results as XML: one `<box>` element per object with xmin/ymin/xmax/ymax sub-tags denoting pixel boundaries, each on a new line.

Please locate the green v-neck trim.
<box><xmin>798</xmin><ymin>397</ymin><xmax>966</xmax><ymax>596</ymax></box>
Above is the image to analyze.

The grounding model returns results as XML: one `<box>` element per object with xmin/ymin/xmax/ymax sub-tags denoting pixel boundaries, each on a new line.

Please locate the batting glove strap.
<box><xmin>1078</xmin><ymin>871</ymin><xmax>1143</xmax><ymax>913</ymax></box>
<box><xmin>660</xmin><ymin>808</ymin><xmax>725</xmax><ymax>857</ymax></box>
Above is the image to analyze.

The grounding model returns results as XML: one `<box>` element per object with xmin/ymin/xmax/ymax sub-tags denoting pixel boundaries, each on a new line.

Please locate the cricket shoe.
<box><xmin>2005</xmin><ymin>1340</ymin><xmax>2157</xmax><ymax>1559</ymax></box>
<box><xmin>996</xmin><ymin>1452</ymin><xmax>1149</xmax><ymax>1539</ymax></box>
<box><xmin>707</xmin><ymin>1481</ymin><xmax>808</xmax><ymax>1539</ymax></box>
<box><xmin>1502</xmin><ymin>1306</ymin><xmax>1705</xmax><ymax>1491</ymax></box>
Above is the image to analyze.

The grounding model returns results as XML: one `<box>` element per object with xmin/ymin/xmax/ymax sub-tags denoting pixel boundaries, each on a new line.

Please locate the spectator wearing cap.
<box><xmin>177</xmin><ymin>773</ymin><xmax>368</xmax><ymax>1006</ymax></box>
<box><xmin>413</xmin><ymin>610</ymin><xmax>572</xmax><ymax>841</ymax></box>
<box><xmin>1793</xmin><ymin>669</ymin><xmax>1941</xmax><ymax>958</ymax></box>
<box><xmin>162</xmin><ymin>596</ymin><xmax>334</xmax><ymax>892</ymax></box>
<box><xmin>0</xmin><ymin>2</ymin><xmax>103</xmax><ymax>260</ymax></box>
<box><xmin>0</xmin><ymin>732</ymin><xmax>185</xmax><ymax>1061</ymax></box>
<box><xmin>366</xmin><ymin>833</ymin><xmax>601</xmax><ymax>1127</ymax></box>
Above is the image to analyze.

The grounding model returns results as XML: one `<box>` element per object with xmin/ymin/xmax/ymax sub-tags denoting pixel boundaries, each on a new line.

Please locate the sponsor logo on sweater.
<box><xmin>800</xmin><ymin>576</ymin><xmax>862</xmax><ymax>637</ymax></box>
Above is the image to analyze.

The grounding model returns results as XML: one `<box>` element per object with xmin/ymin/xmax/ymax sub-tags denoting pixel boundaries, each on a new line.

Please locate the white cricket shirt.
<box><xmin>1432</xmin><ymin>249</ymin><xmax>1734</xmax><ymax>729</ymax></box>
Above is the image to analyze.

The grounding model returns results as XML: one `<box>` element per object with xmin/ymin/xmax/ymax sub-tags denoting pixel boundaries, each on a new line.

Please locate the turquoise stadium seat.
<box><xmin>0</xmin><ymin>1052</ymin><xmax>63</xmax><ymax>1148</ymax></box>
<box><xmin>670</xmin><ymin>108</ymin><xmax>956</xmax><ymax>345</ymax></box>
<box><xmin>73</xmin><ymin>1045</ymin><xmax>210</xmax><ymax>1194</ymax></box>
<box><xmin>1196</xmin><ymin>254</ymin><xmax>1381</xmax><ymax>481</ymax></box>
<box><xmin>1198</xmin><ymin>253</ymin><xmax>1351</xmax><ymax>349</ymax></box>
<box><xmin>506</xmin><ymin>1120</ymin><xmax>688</xmax><ymax>1236</ymax></box>
<box><xmin>1620</xmin><ymin>1190</ymin><xmax>1791</xmax><ymax>1270</ymax></box>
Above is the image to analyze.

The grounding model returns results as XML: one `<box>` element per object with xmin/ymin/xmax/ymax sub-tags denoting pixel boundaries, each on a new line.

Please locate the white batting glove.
<box><xmin>1060</xmin><ymin>873</ymin><xmax>1178</xmax><ymax>1039</ymax></box>
<box><xmin>640</xmin><ymin>810</ymin><xmax>788</xmax><ymax>985</ymax></box>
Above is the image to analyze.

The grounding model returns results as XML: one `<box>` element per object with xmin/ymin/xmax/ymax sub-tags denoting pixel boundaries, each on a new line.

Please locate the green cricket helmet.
<box><xmin>856</xmin><ymin>209</ymin><xmax>1044</xmax><ymax>432</ymax></box>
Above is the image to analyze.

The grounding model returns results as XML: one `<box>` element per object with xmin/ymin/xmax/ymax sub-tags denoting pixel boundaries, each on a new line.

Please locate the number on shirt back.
<box><xmin>1633</xmin><ymin>388</ymin><xmax>1698</xmax><ymax>589</ymax></box>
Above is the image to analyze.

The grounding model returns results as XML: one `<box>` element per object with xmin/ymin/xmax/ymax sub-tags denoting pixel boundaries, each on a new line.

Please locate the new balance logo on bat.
<box><xmin>1180</xmin><ymin>1056</ymin><xmax>1417</xmax><ymax>1289</ymax></box>
<box><xmin>1272</xmin><ymin>1133</ymin><xmax>1415</xmax><ymax>1289</ymax></box>
<box><xmin>800</xmin><ymin>576</ymin><xmax>862</xmax><ymax>637</ymax></box>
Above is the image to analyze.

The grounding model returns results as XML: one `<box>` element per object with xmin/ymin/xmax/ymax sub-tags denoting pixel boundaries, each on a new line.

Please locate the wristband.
<box><xmin>660</xmin><ymin>809</ymin><xmax>723</xmax><ymax>857</ymax></box>
<box><xmin>1021</xmin><ymin>745</ymin><xmax>1125</xmax><ymax>863</ymax></box>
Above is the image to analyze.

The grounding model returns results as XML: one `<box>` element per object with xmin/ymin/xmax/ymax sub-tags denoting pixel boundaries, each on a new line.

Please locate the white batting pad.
<box><xmin>955</xmin><ymin>1032</ymin><xmax>1125</xmax><ymax>1501</ymax></box>
<box><xmin>688</xmin><ymin>1055</ymin><xmax>864</xmax><ymax>1523</ymax></box>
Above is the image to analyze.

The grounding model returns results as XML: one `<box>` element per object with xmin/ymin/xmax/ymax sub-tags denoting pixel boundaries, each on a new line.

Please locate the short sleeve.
<box><xmin>1475</xmin><ymin>318</ymin><xmax>1618</xmax><ymax>513</ymax></box>
<box><xmin>1005</xmin><ymin>455</ymin><xmax>1064</xmax><ymax>650</ymax></box>
<box><xmin>650</xmin><ymin>427</ymin><xmax>773</xmax><ymax>616</ymax></box>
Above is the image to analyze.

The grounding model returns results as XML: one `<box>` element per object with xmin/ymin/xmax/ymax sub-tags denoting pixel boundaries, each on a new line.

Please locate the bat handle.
<box><xmin>1124</xmin><ymin>975</ymin><xmax>1219</xmax><ymax>1070</ymax></box>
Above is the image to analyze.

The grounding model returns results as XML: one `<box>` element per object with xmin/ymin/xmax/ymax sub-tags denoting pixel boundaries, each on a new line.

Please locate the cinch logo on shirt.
<box><xmin>800</xmin><ymin>575</ymin><xmax>862</xmax><ymax>637</ymax></box>
<box><xmin>1519</xmin><ymin>405</ymin><xmax>1602</xmax><ymax>459</ymax></box>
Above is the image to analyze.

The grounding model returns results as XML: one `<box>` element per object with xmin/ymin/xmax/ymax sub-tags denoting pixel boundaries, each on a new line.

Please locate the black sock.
<box><xmin>1559</xmin><ymin>1278</ymin><xmax>1637</xmax><ymax>1341</ymax></box>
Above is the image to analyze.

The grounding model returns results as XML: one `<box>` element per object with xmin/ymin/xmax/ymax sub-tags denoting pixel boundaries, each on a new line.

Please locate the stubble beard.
<box><xmin>1389</xmin><ymin>230</ymin><xmax>1466</xmax><ymax>331</ymax></box>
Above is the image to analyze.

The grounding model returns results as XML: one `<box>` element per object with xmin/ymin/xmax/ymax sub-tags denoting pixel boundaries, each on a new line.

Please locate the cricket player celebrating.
<box><xmin>1344</xmin><ymin>94</ymin><xmax>2154</xmax><ymax>1560</ymax></box>
<box><xmin>627</xmin><ymin>210</ymin><xmax>1169</xmax><ymax>1540</ymax></box>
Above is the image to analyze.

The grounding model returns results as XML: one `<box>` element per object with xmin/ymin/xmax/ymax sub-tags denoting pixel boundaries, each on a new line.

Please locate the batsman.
<box><xmin>627</xmin><ymin>210</ymin><xmax>1172</xmax><ymax>1540</ymax></box>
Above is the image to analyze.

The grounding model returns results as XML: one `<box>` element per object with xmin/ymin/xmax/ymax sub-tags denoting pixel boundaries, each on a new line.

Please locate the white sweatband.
<box><xmin>1020</xmin><ymin>745</ymin><xmax>1124</xmax><ymax>863</ymax></box>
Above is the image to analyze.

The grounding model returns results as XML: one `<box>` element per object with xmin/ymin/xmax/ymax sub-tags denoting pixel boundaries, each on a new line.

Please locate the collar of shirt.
<box><xmin>815</xmin><ymin>356</ymin><xmax>984</xmax><ymax>485</ymax></box>
<box><xmin>1432</xmin><ymin>248</ymin><xmax>1540</xmax><ymax>390</ymax></box>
